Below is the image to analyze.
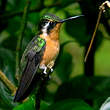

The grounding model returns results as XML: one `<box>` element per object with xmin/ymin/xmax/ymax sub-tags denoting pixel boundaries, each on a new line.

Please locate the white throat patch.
<box><xmin>42</xmin><ymin>22</ymin><xmax>50</xmax><ymax>36</ymax></box>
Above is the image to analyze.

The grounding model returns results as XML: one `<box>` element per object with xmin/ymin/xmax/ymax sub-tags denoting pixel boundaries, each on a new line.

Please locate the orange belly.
<box><xmin>40</xmin><ymin>38</ymin><xmax>60</xmax><ymax>66</ymax></box>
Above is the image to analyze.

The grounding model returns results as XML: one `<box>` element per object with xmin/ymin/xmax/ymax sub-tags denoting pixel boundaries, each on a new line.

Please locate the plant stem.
<box><xmin>0</xmin><ymin>70</ymin><xmax>17</xmax><ymax>95</ymax></box>
<box><xmin>16</xmin><ymin>0</ymin><xmax>31</xmax><ymax>79</ymax></box>
<box><xmin>84</xmin><ymin>9</ymin><xmax>103</xmax><ymax>62</ymax></box>
<box><xmin>84</xmin><ymin>0</ymin><xmax>110</xmax><ymax>62</ymax></box>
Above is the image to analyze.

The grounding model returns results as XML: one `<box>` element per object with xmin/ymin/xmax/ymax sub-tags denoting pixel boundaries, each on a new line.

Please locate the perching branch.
<box><xmin>16</xmin><ymin>0</ymin><xmax>31</xmax><ymax>79</ymax></box>
<box><xmin>35</xmin><ymin>69</ymin><xmax>51</xmax><ymax>110</ymax></box>
<box><xmin>0</xmin><ymin>70</ymin><xmax>17</xmax><ymax>95</ymax></box>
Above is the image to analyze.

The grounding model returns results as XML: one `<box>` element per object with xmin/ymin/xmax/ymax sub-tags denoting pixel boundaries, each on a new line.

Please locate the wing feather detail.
<box><xmin>14</xmin><ymin>37</ymin><xmax>46</xmax><ymax>102</ymax></box>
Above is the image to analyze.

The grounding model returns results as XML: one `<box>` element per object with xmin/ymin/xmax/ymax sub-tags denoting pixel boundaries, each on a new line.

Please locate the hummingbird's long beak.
<box><xmin>60</xmin><ymin>15</ymin><xmax>84</xmax><ymax>23</ymax></box>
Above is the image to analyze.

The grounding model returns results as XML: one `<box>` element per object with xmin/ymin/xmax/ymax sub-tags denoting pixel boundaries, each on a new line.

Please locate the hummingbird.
<box><xmin>14</xmin><ymin>13</ymin><xmax>83</xmax><ymax>102</ymax></box>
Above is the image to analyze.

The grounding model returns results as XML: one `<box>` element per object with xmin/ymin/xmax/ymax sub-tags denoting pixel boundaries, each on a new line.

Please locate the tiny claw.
<box><xmin>50</xmin><ymin>68</ymin><xmax>53</xmax><ymax>72</ymax></box>
<box><xmin>43</xmin><ymin>69</ymin><xmax>47</xmax><ymax>74</ymax></box>
<box><xmin>39</xmin><ymin>64</ymin><xmax>47</xmax><ymax>74</ymax></box>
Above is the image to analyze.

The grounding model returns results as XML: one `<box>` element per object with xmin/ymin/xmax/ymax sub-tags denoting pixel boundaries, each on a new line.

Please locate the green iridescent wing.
<box><xmin>14</xmin><ymin>36</ymin><xmax>46</xmax><ymax>102</ymax></box>
<box><xmin>19</xmin><ymin>36</ymin><xmax>45</xmax><ymax>73</ymax></box>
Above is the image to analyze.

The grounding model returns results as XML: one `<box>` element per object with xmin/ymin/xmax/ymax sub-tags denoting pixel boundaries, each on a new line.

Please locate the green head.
<box><xmin>38</xmin><ymin>13</ymin><xmax>84</xmax><ymax>35</ymax></box>
<box><xmin>41</xmin><ymin>13</ymin><xmax>62</xmax><ymax>22</ymax></box>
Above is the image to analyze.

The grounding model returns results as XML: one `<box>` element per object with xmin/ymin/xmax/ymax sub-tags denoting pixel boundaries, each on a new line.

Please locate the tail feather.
<box><xmin>14</xmin><ymin>57</ymin><xmax>39</xmax><ymax>102</ymax></box>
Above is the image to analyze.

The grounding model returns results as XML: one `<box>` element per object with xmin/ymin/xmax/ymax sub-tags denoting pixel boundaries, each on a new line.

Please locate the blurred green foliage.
<box><xmin>0</xmin><ymin>0</ymin><xmax>110</xmax><ymax>110</ymax></box>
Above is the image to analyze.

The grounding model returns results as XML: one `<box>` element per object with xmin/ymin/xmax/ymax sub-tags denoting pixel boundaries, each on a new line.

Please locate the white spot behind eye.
<box><xmin>42</xmin><ymin>22</ymin><xmax>50</xmax><ymax>36</ymax></box>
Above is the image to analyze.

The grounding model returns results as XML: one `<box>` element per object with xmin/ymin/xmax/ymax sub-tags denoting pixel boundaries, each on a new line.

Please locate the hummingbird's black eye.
<box><xmin>50</xmin><ymin>22</ymin><xmax>57</xmax><ymax>27</ymax></box>
<box><xmin>38</xmin><ymin>19</ymin><xmax>57</xmax><ymax>35</ymax></box>
<box><xmin>47</xmin><ymin>22</ymin><xmax>57</xmax><ymax>33</ymax></box>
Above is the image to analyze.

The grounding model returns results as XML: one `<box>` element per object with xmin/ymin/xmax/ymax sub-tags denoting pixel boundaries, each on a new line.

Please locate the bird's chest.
<box><xmin>40</xmin><ymin>39</ymin><xmax>60</xmax><ymax>65</ymax></box>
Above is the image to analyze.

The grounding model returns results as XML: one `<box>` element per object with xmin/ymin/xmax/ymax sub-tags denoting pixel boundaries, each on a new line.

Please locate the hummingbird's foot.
<box><xmin>39</xmin><ymin>64</ymin><xmax>47</xmax><ymax>74</ymax></box>
<box><xmin>44</xmin><ymin>68</ymin><xmax>47</xmax><ymax>74</ymax></box>
<box><xmin>50</xmin><ymin>68</ymin><xmax>53</xmax><ymax>72</ymax></box>
<box><xmin>47</xmin><ymin>61</ymin><xmax>54</xmax><ymax>73</ymax></box>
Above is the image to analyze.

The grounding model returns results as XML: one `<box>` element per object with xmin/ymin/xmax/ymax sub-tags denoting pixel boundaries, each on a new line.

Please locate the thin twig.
<box><xmin>0</xmin><ymin>70</ymin><xmax>17</xmax><ymax>95</ymax></box>
<box><xmin>84</xmin><ymin>1</ymin><xmax>110</xmax><ymax>62</ymax></box>
<box><xmin>15</xmin><ymin>0</ymin><xmax>31</xmax><ymax>79</ymax></box>
<box><xmin>84</xmin><ymin>9</ymin><xmax>103</xmax><ymax>62</ymax></box>
<box><xmin>84</xmin><ymin>0</ymin><xmax>110</xmax><ymax>62</ymax></box>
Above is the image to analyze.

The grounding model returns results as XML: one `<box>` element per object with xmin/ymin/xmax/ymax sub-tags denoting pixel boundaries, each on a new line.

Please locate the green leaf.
<box><xmin>65</xmin><ymin>16</ymin><xmax>87</xmax><ymax>46</ymax></box>
<box><xmin>13</xmin><ymin>96</ymin><xmax>35</xmax><ymax>110</ymax></box>
<box><xmin>0</xmin><ymin>82</ymin><xmax>16</xmax><ymax>110</ymax></box>
<box><xmin>40</xmin><ymin>100</ymin><xmax>50</xmax><ymax>110</ymax></box>
<box><xmin>0</xmin><ymin>48</ymin><xmax>16</xmax><ymax>83</ymax></box>
<box><xmin>55</xmin><ymin>41</ymin><xmax>74</xmax><ymax>82</ymax></box>
<box><xmin>54</xmin><ymin>76</ymin><xmax>91</xmax><ymax>101</ymax></box>
<box><xmin>55</xmin><ymin>51</ymin><xmax>73</xmax><ymax>82</ymax></box>
<box><xmin>44</xmin><ymin>99</ymin><xmax>94</xmax><ymax>110</ymax></box>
